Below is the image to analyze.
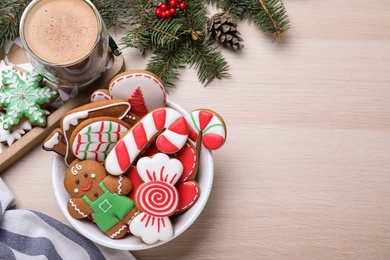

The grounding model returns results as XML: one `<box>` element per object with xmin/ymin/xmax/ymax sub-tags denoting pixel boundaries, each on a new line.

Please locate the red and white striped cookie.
<box><xmin>105</xmin><ymin>107</ymin><xmax>188</xmax><ymax>175</ymax></box>
<box><xmin>185</xmin><ymin>109</ymin><xmax>227</xmax><ymax>151</ymax></box>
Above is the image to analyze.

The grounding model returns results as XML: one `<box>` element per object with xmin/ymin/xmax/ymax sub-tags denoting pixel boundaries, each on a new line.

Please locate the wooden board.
<box><xmin>0</xmin><ymin>52</ymin><xmax>125</xmax><ymax>173</ymax></box>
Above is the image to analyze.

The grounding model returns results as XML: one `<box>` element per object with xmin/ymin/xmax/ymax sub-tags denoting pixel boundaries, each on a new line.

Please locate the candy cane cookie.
<box><xmin>185</xmin><ymin>109</ymin><xmax>227</xmax><ymax>151</ymax></box>
<box><xmin>105</xmin><ymin>107</ymin><xmax>189</xmax><ymax>175</ymax></box>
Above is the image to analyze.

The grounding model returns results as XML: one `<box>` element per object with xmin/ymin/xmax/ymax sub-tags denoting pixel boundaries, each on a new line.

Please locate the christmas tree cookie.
<box><xmin>0</xmin><ymin>69</ymin><xmax>58</xmax><ymax>130</ymax></box>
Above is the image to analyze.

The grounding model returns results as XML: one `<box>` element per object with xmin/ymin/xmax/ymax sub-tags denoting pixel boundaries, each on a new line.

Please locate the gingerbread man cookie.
<box><xmin>64</xmin><ymin>159</ymin><xmax>138</xmax><ymax>239</ymax></box>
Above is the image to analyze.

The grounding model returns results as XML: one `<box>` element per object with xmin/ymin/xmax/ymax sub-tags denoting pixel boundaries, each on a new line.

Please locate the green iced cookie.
<box><xmin>0</xmin><ymin>69</ymin><xmax>58</xmax><ymax>130</ymax></box>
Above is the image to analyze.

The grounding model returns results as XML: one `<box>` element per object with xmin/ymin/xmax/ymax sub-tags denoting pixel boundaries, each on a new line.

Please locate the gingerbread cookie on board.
<box><xmin>0</xmin><ymin>69</ymin><xmax>58</xmax><ymax>130</ymax></box>
<box><xmin>64</xmin><ymin>159</ymin><xmax>138</xmax><ymax>239</ymax></box>
<box><xmin>0</xmin><ymin>112</ymin><xmax>32</xmax><ymax>146</ymax></box>
<box><xmin>91</xmin><ymin>70</ymin><xmax>166</xmax><ymax>117</ymax></box>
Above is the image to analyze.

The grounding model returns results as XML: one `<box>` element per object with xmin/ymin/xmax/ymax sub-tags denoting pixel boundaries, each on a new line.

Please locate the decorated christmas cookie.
<box><xmin>43</xmin><ymin>99</ymin><xmax>131</xmax><ymax>165</ymax></box>
<box><xmin>0</xmin><ymin>112</ymin><xmax>32</xmax><ymax>146</ymax></box>
<box><xmin>91</xmin><ymin>70</ymin><xmax>166</xmax><ymax>117</ymax></box>
<box><xmin>0</xmin><ymin>69</ymin><xmax>58</xmax><ymax>130</ymax></box>
<box><xmin>125</xmin><ymin>141</ymin><xmax>200</xmax><ymax>214</ymax></box>
<box><xmin>64</xmin><ymin>159</ymin><xmax>138</xmax><ymax>239</ymax></box>
<box><xmin>69</xmin><ymin>117</ymin><xmax>131</xmax><ymax>163</ymax></box>
<box><xmin>130</xmin><ymin>153</ymin><xmax>183</xmax><ymax>244</ymax></box>
<box><xmin>185</xmin><ymin>109</ymin><xmax>227</xmax><ymax>152</ymax></box>
<box><xmin>105</xmin><ymin>107</ymin><xmax>189</xmax><ymax>175</ymax></box>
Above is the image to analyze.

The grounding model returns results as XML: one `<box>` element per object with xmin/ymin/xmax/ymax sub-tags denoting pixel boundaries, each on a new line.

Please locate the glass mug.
<box><xmin>19</xmin><ymin>0</ymin><xmax>109</xmax><ymax>87</ymax></box>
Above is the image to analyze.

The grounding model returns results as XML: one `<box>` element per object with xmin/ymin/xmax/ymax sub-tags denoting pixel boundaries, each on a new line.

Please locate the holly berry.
<box><xmin>160</xmin><ymin>3</ymin><xmax>167</xmax><ymax>11</ymax></box>
<box><xmin>155</xmin><ymin>7</ymin><xmax>162</xmax><ymax>17</ymax></box>
<box><xmin>155</xmin><ymin>0</ymin><xmax>186</xmax><ymax>20</ymax></box>
<box><xmin>169</xmin><ymin>0</ymin><xmax>177</xmax><ymax>8</ymax></box>
<box><xmin>179</xmin><ymin>2</ymin><xmax>186</xmax><ymax>10</ymax></box>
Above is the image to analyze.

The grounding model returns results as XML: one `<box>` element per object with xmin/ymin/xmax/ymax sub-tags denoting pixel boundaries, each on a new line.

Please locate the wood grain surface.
<box><xmin>2</xmin><ymin>1</ymin><xmax>390</xmax><ymax>259</ymax></box>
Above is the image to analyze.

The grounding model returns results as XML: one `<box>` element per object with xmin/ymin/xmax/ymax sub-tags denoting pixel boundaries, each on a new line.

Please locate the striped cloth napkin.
<box><xmin>0</xmin><ymin>178</ymin><xmax>135</xmax><ymax>259</ymax></box>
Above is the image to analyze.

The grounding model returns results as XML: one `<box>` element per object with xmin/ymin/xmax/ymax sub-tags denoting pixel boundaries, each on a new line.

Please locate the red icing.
<box><xmin>132</xmin><ymin>123</ymin><xmax>148</xmax><ymax>150</ymax></box>
<box><xmin>199</xmin><ymin>111</ymin><xmax>213</xmax><ymax>131</ymax></box>
<box><xmin>136</xmin><ymin>181</ymin><xmax>178</xmax><ymax>217</ymax></box>
<box><xmin>156</xmin><ymin>135</ymin><xmax>178</xmax><ymax>154</ymax></box>
<box><xmin>115</xmin><ymin>140</ymin><xmax>130</xmax><ymax>171</ymax></box>
<box><xmin>188</xmin><ymin>125</ymin><xmax>198</xmax><ymax>143</ymax></box>
<box><xmin>126</xmin><ymin>166</ymin><xmax>143</xmax><ymax>201</ymax></box>
<box><xmin>152</xmin><ymin>109</ymin><xmax>166</xmax><ymax>130</ymax></box>
<box><xmin>168</xmin><ymin>117</ymin><xmax>188</xmax><ymax>135</ymax></box>
<box><xmin>202</xmin><ymin>133</ymin><xmax>225</xmax><ymax>150</ymax></box>
<box><xmin>176</xmin><ymin>181</ymin><xmax>199</xmax><ymax>212</ymax></box>
<box><xmin>127</xmin><ymin>87</ymin><xmax>148</xmax><ymax>117</ymax></box>
<box><xmin>127</xmin><ymin>142</ymin><xmax>200</xmax><ymax>214</ymax></box>
<box><xmin>176</xmin><ymin>142</ymin><xmax>198</xmax><ymax>183</ymax></box>
<box><xmin>80</xmin><ymin>179</ymin><xmax>93</xmax><ymax>191</ymax></box>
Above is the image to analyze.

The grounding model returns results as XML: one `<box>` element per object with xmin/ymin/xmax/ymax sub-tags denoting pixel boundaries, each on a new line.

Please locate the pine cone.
<box><xmin>207</xmin><ymin>12</ymin><xmax>244</xmax><ymax>51</ymax></box>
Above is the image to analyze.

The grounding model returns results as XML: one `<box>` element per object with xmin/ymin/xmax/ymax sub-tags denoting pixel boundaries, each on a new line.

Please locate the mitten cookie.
<box><xmin>43</xmin><ymin>99</ymin><xmax>131</xmax><ymax>165</ymax></box>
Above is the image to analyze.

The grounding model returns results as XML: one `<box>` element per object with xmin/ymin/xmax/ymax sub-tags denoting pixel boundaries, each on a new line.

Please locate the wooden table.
<box><xmin>2</xmin><ymin>1</ymin><xmax>390</xmax><ymax>259</ymax></box>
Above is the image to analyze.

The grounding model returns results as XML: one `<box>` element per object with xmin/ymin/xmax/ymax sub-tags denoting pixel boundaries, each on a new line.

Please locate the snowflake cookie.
<box><xmin>0</xmin><ymin>112</ymin><xmax>33</xmax><ymax>146</ymax></box>
<box><xmin>0</xmin><ymin>69</ymin><xmax>58</xmax><ymax>130</ymax></box>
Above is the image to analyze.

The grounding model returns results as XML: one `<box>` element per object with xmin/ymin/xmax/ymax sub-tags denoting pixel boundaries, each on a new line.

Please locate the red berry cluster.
<box><xmin>155</xmin><ymin>0</ymin><xmax>187</xmax><ymax>20</ymax></box>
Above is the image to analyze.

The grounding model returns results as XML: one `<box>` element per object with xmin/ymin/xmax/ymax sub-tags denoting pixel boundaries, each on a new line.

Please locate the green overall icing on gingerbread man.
<box><xmin>64</xmin><ymin>159</ymin><xmax>138</xmax><ymax>239</ymax></box>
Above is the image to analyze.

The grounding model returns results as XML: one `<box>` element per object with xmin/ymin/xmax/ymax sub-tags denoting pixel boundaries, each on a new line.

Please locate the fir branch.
<box><xmin>207</xmin><ymin>0</ymin><xmax>290</xmax><ymax>39</ymax></box>
<box><xmin>187</xmin><ymin>37</ymin><xmax>230</xmax><ymax>85</ymax></box>
<box><xmin>149</xmin><ymin>19</ymin><xmax>182</xmax><ymax>51</ymax></box>
<box><xmin>0</xmin><ymin>0</ymin><xmax>30</xmax><ymax>48</ymax></box>
<box><xmin>250</xmin><ymin>0</ymin><xmax>290</xmax><ymax>40</ymax></box>
<box><xmin>146</xmin><ymin>45</ymin><xmax>187</xmax><ymax>89</ymax></box>
<box><xmin>90</xmin><ymin>0</ymin><xmax>132</xmax><ymax>29</ymax></box>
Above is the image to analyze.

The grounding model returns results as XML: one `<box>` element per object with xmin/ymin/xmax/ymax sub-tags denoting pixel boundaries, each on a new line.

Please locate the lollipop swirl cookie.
<box><xmin>130</xmin><ymin>153</ymin><xmax>183</xmax><ymax>244</ymax></box>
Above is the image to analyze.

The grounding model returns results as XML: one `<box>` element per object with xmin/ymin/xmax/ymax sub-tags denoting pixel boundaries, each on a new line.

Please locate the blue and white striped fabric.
<box><xmin>0</xmin><ymin>178</ymin><xmax>135</xmax><ymax>259</ymax></box>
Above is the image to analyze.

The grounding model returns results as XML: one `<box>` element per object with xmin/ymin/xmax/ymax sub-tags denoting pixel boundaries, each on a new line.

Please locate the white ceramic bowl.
<box><xmin>51</xmin><ymin>99</ymin><xmax>214</xmax><ymax>250</ymax></box>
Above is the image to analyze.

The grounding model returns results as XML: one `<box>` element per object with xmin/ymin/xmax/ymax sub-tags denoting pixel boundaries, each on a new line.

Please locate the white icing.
<box><xmin>69</xmin><ymin>199</ymin><xmax>87</xmax><ymax>217</ymax></box>
<box><xmin>0</xmin><ymin>113</ymin><xmax>33</xmax><ymax>146</ymax></box>
<box><xmin>74</xmin><ymin>188</ymin><xmax>79</xmax><ymax>194</ymax></box>
<box><xmin>105</xmin><ymin>107</ymin><xmax>188</xmax><ymax>175</ymax></box>
<box><xmin>109</xmin><ymin>72</ymin><xmax>166</xmax><ymax>111</ymax></box>
<box><xmin>43</xmin><ymin>132</ymin><xmax>60</xmax><ymax>149</ymax></box>
<box><xmin>62</xmin><ymin>101</ymin><xmax>131</xmax><ymax>165</ymax></box>
<box><xmin>110</xmin><ymin>224</ymin><xmax>127</xmax><ymax>239</ymax></box>
<box><xmin>62</xmin><ymin>111</ymin><xmax>89</xmax><ymax>132</ymax></box>
<box><xmin>129</xmin><ymin>213</ymin><xmax>173</xmax><ymax>244</ymax></box>
<box><xmin>71</xmin><ymin>120</ymin><xmax>128</xmax><ymax>163</ymax></box>
<box><xmin>185</xmin><ymin>109</ymin><xmax>226</xmax><ymax>149</ymax></box>
<box><xmin>136</xmin><ymin>153</ymin><xmax>183</xmax><ymax>185</ymax></box>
